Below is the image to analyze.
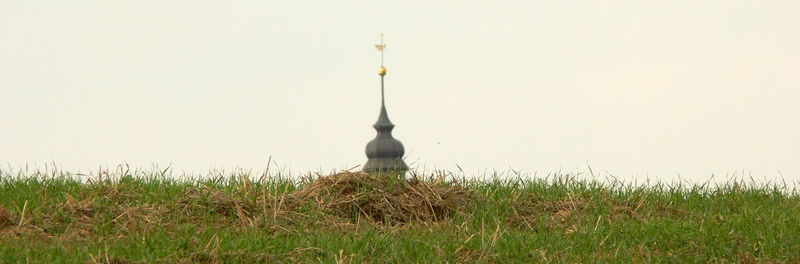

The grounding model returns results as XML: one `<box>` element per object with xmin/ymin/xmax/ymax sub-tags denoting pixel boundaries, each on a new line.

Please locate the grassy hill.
<box><xmin>1</xmin><ymin>169</ymin><xmax>798</xmax><ymax>263</ymax></box>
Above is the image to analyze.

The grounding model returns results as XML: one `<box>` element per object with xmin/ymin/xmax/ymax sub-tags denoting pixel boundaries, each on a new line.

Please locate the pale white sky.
<box><xmin>1</xmin><ymin>1</ymin><xmax>798</xmax><ymax>182</ymax></box>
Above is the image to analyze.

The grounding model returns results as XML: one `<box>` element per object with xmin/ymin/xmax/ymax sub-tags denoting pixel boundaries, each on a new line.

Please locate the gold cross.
<box><xmin>375</xmin><ymin>33</ymin><xmax>386</xmax><ymax>66</ymax></box>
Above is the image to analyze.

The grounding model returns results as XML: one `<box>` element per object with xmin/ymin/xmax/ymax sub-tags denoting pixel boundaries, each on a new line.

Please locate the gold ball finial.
<box><xmin>378</xmin><ymin>66</ymin><xmax>387</xmax><ymax>76</ymax></box>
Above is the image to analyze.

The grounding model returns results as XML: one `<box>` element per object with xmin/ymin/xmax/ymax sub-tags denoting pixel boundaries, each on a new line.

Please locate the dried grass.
<box><xmin>0</xmin><ymin>207</ymin><xmax>14</xmax><ymax>228</ymax></box>
<box><xmin>290</xmin><ymin>172</ymin><xmax>476</xmax><ymax>224</ymax></box>
<box><xmin>506</xmin><ymin>192</ymin><xmax>589</xmax><ymax>230</ymax></box>
<box><xmin>178</xmin><ymin>189</ymin><xmax>251</xmax><ymax>217</ymax></box>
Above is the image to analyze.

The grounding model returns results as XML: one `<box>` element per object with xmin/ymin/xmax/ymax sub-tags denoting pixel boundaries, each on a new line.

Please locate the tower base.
<box><xmin>362</xmin><ymin>157</ymin><xmax>408</xmax><ymax>172</ymax></box>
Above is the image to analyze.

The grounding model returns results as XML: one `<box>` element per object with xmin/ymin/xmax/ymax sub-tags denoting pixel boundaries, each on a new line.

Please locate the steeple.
<box><xmin>363</xmin><ymin>33</ymin><xmax>408</xmax><ymax>172</ymax></box>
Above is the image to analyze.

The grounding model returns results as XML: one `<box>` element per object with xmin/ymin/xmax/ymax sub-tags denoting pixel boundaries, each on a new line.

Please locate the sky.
<box><xmin>1</xmin><ymin>1</ymin><xmax>798</xmax><ymax>183</ymax></box>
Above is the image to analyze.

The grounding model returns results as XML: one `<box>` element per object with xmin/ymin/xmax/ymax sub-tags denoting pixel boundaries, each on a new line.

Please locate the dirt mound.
<box><xmin>291</xmin><ymin>172</ymin><xmax>476</xmax><ymax>224</ymax></box>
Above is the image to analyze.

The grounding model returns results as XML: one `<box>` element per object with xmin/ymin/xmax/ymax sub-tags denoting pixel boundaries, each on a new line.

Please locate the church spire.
<box><xmin>374</xmin><ymin>33</ymin><xmax>392</xmax><ymax>128</ymax></box>
<box><xmin>363</xmin><ymin>33</ymin><xmax>408</xmax><ymax>173</ymax></box>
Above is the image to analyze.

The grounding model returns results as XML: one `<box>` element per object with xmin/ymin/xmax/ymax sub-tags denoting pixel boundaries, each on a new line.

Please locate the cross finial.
<box><xmin>375</xmin><ymin>33</ymin><xmax>386</xmax><ymax>67</ymax></box>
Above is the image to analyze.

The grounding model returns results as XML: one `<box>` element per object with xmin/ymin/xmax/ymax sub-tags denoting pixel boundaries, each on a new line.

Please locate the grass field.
<box><xmin>0</xmin><ymin>168</ymin><xmax>798</xmax><ymax>263</ymax></box>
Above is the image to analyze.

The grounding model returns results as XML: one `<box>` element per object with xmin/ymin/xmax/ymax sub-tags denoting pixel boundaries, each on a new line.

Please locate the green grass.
<box><xmin>0</xmin><ymin>168</ymin><xmax>798</xmax><ymax>263</ymax></box>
